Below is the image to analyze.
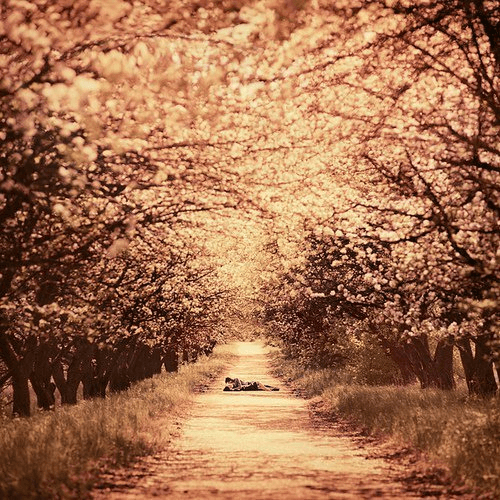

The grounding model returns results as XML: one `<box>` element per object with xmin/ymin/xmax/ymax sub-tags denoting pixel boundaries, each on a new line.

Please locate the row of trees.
<box><xmin>1</xmin><ymin>0</ymin><xmax>498</xmax><ymax>413</ymax></box>
<box><xmin>257</xmin><ymin>0</ymin><xmax>499</xmax><ymax>395</ymax></box>
<box><xmin>0</xmin><ymin>0</ymin><xmax>259</xmax><ymax>416</ymax></box>
<box><xmin>260</xmin><ymin>225</ymin><xmax>497</xmax><ymax>393</ymax></box>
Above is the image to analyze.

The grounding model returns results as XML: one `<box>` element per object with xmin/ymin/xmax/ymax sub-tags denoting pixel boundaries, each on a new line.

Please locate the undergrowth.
<box><xmin>272</xmin><ymin>352</ymin><xmax>500</xmax><ymax>498</ymax></box>
<box><xmin>0</xmin><ymin>346</ymin><xmax>233</xmax><ymax>499</ymax></box>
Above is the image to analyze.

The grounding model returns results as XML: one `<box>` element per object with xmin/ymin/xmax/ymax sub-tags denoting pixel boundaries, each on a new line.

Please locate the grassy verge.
<box><xmin>273</xmin><ymin>353</ymin><xmax>500</xmax><ymax>498</ymax></box>
<box><xmin>0</xmin><ymin>346</ymin><xmax>233</xmax><ymax>499</ymax></box>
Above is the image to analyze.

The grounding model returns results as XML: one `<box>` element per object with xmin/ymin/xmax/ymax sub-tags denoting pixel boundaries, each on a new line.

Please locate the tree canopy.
<box><xmin>1</xmin><ymin>0</ymin><xmax>498</xmax><ymax>415</ymax></box>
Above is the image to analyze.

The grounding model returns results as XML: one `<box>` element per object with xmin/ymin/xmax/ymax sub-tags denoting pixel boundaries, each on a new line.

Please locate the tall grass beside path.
<box><xmin>0</xmin><ymin>346</ymin><xmax>234</xmax><ymax>499</ymax></box>
<box><xmin>272</xmin><ymin>353</ymin><xmax>500</xmax><ymax>498</ymax></box>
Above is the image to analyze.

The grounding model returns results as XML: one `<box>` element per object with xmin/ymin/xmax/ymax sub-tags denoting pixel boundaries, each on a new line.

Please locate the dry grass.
<box><xmin>273</xmin><ymin>354</ymin><xmax>500</xmax><ymax>498</ymax></box>
<box><xmin>0</xmin><ymin>347</ymin><xmax>233</xmax><ymax>499</ymax></box>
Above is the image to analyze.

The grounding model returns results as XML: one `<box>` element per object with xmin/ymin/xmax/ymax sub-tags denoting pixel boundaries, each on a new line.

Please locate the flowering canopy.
<box><xmin>0</xmin><ymin>0</ymin><xmax>498</xmax><ymax>414</ymax></box>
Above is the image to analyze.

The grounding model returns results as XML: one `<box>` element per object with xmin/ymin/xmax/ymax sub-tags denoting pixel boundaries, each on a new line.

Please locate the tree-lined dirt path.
<box><xmin>93</xmin><ymin>342</ymin><xmax>423</xmax><ymax>499</ymax></box>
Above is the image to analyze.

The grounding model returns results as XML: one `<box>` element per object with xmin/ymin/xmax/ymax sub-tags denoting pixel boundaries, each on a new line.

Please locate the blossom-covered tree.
<box><xmin>0</xmin><ymin>0</ymin><xmax>263</xmax><ymax>415</ymax></box>
<box><xmin>1</xmin><ymin>0</ymin><xmax>499</xmax><ymax>415</ymax></box>
<box><xmin>255</xmin><ymin>0</ymin><xmax>499</xmax><ymax>395</ymax></box>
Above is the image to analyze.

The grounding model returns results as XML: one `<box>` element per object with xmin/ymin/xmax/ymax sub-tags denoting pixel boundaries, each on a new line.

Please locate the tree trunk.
<box><xmin>456</xmin><ymin>337</ymin><xmax>475</xmax><ymax>393</ymax></box>
<box><xmin>403</xmin><ymin>336</ymin><xmax>436</xmax><ymax>388</ymax></box>
<box><xmin>403</xmin><ymin>335</ymin><xmax>455</xmax><ymax>390</ymax></box>
<box><xmin>52</xmin><ymin>341</ymin><xmax>96</xmax><ymax>404</ymax></box>
<box><xmin>456</xmin><ymin>336</ymin><xmax>497</xmax><ymax>396</ymax></box>
<box><xmin>433</xmin><ymin>337</ymin><xmax>455</xmax><ymax>390</ymax></box>
<box><xmin>12</xmin><ymin>368</ymin><xmax>31</xmax><ymax>417</ymax></box>
<box><xmin>129</xmin><ymin>345</ymin><xmax>149</xmax><ymax>382</ymax></box>
<box><xmin>94</xmin><ymin>345</ymin><xmax>112</xmax><ymax>397</ymax></box>
<box><xmin>80</xmin><ymin>341</ymin><xmax>99</xmax><ymax>399</ymax></box>
<box><xmin>150</xmin><ymin>347</ymin><xmax>163</xmax><ymax>376</ymax></box>
<box><xmin>109</xmin><ymin>349</ymin><xmax>131</xmax><ymax>392</ymax></box>
<box><xmin>0</xmin><ymin>332</ymin><xmax>34</xmax><ymax>417</ymax></box>
<box><xmin>203</xmin><ymin>340</ymin><xmax>216</xmax><ymax>356</ymax></box>
<box><xmin>29</xmin><ymin>342</ymin><xmax>56</xmax><ymax>410</ymax></box>
<box><xmin>472</xmin><ymin>336</ymin><xmax>497</xmax><ymax>396</ymax></box>
<box><xmin>80</xmin><ymin>343</ymin><xmax>111</xmax><ymax>399</ymax></box>
<box><xmin>163</xmin><ymin>347</ymin><xmax>179</xmax><ymax>372</ymax></box>
<box><xmin>66</xmin><ymin>354</ymin><xmax>84</xmax><ymax>403</ymax></box>
<box><xmin>377</xmin><ymin>335</ymin><xmax>416</xmax><ymax>385</ymax></box>
<box><xmin>52</xmin><ymin>358</ymin><xmax>72</xmax><ymax>404</ymax></box>
<box><xmin>29</xmin><ymin>374</ymin><xmax>55</xmax><ymax>410</ymax></box>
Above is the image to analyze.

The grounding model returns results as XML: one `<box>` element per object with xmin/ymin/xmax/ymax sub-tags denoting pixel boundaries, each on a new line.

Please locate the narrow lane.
<box><xmin>94</xmin><ymin>341</ymin><xmax>419</xmax><ymax>499</ymax></box>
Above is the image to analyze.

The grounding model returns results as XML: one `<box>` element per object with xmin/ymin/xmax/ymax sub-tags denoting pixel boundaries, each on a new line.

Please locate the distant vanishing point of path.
<box><xmin>93</xmin><ymin>342</ymin><xmax>421</xmax><ymax>499</ymax></box>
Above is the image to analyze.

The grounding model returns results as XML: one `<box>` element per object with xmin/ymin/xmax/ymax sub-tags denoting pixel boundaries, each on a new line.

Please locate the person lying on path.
<box><xmin>223</xmin><ymin>377</ymin><xmax>279</xmax><ymax>391</ymax></box>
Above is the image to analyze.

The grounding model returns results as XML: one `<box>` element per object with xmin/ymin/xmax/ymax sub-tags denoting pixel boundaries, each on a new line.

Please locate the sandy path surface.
<box><xmin>93</xmin><ymin>341</ymin><xmax>422</xmax><ymax>499</ymax></box>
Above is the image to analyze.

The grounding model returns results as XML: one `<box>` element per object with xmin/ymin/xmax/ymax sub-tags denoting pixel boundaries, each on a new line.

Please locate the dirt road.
<box><xmin>93</xmin><ymin>341</ymin><xmax>423</xmax><ymax>499</ymax></box>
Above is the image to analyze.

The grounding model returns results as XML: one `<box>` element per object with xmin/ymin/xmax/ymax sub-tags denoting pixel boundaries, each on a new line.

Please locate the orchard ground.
<box><xmin>0</xmin><ymin>347</ymin><xmax>233</xmax><ymax>499</ymax></box>
<box><xmin>92</xmin><ymin>341</ymin><xmax>478</xmax><ymax>500</ymax></box>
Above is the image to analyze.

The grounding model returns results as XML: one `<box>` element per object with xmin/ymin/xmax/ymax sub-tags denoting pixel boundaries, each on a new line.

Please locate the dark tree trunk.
<box><xmin>109</xmin><ymin>347</ymin><xmax>131</xmax><ymax>392</ymax></box>
<box><xmin>129</xmin><ymin>344</ymin><xmax>147</xmax><ymax>382</ymax></box>
<box><xmin>81</xmin><ymin>344</ymin><xmax>111</xmax><ymax>399</ymax></box>
<box><xmin>403</xmin><ymin>336</ymin><xmax>436</xmax><ymax>388</ymax></box>
<box><xmin>402</xmin><ymin>335</ymin><xmax>455</xmax><ymax>390</ymax></box>
<box><xmin>29</xmin><ymin>342</ymin><xmax>56</xmax><ymax>410</ymax></box>
<box><xmin>433</xmin><ymin>337</ymin><xmax>455</xmax><ymax>390</ymax></box>
<box><xmin>143</xmin><ymin>347</ymin><xmax>155</xmax><ymax>379</ymax></box>
<box><xmin>80</xmin><ymin>341</ymin><xmax>99</xmax><ymax>399</ymax></box>
<box><xmin>52</xmin><ymin>358</ymin><xmax>74</xmax><ymax>404</ymax></box>
<box><xmin>163</xmin><ymin>347</ymin><xmax>179</xmax><ymax>372</ymax></box>
<box><xmin>472</xmin><ymin>337</ymin><xmax>497</xmax><ymax>396</ymax></box>
<box><xmin>52</xmin><ymin>340</ymin><xmax>95</xmax><ymax>404</ymax></box>
<box><xmin>65</xmin><ymin>354</ymin><xmax>85</xmax><ymax>404</ymax></box>
<box><xmin>150</xmin><ymin>347</ymin><xmax>163</xmax><ymax>376</ymax></box>
<box><xmin>66</xmin><ymin>357</ymin><xmax>82</xmax><ymax>403</ymax></box>
<box><xmin>456</xmin><ymin>337</ymin><xmax>475</xmax><ymax>393</ymax></box>
<box><xmin>203</xmin><ymin>340</ymin><xmax>216</xmax><ymax>356</ymax></box>
<box><xmin>377</xmin><ymin>336</ymin><xmax>416</xmax><ymax>385</ymax></box>
<box><xmin>29</xmin><ymin>375</ymin><xmax>55</xmax><ymax>410</ymax></box>
<box><xmin>0</xmin><ymin>332</ymin><xmax>34</xmax><ymax>417</ymax></box>
<box><xmin>12</xmin><ymin>368</ymin><xmax>32</xmax><ymax>417</ymax></box>
<box><xmin>109</xmin><ymin>359</ymin><xmax>131</xmax><ymax>392</ymax></box>
<box><xmin>457</xmin><ymin>336</ymin><xmax>497</xmax><ymax>396</ymax></box>
<box><xmin>95</xmin><ymin>346</ymin><xmax>112</xmax><ymax>397</ymax></box>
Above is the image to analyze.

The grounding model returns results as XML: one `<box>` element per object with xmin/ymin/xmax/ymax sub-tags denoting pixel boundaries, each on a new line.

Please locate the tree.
<box><xmin>0</xmin><ymin>0</ymin><xmax>257</xmax><ymax>415</ymax></box>
<box><xmin>253</xmin><ymin>0</ymin><xmax>499</xmax><ymax>394</ymax></box>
